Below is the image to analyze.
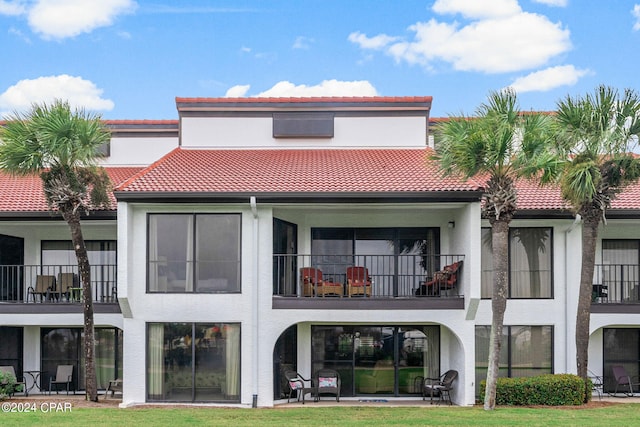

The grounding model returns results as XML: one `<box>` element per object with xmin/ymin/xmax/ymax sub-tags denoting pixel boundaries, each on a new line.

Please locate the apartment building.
<box><xmin>0</xmin><ymin>97</ymin><xmax>638</xmax><ymax>406</ymax></box>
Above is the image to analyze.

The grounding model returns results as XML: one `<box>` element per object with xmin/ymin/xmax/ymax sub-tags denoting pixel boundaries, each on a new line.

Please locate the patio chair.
<box><xmin>588</xmin><ymin>369</ymin><xmax>604</xmax><ymax>400</ymax></box>
<box><xmin>28</xmin><ymin>275</ymin><xmax>56</xmax><ymax>302</ymax></box>
<box><xmin>300</xmin><ymin>267</ymin><xmax>343</xmax><ymax>297</ymax></box>
<box><xmin>611</xmin><ymin>365</ymin><xmax>640</xmax><ymax>396</ymax></box>
<box><xmin>284</xmin><ymin>370</ymin><xmax>315</xmax><ymax>404</ymax></box>
<box><xmin>423</xmin><ymin>369</ymin><xmax>458</xmax><ymax>405</ymax></box>
<box><xmin>49</xmin><ymin>364</ymin><xmax>74</xmax><ymax>395</ymax></box>
<box><xmin>346</xmin><ymin>266</ymin><xmax>372</xmax><ymax>297</ymax></box>
<box><xmin>104</xmin><ymin>378</ymin><xmax>123</xmax><ymax>399</ymax></box>
<box><xmin>0</xmin><ymin>365</ymin><xmax>27</xmax><ymax>397</ymax></box>
<box><xmin>57</xmin><ymin>272</ymin><xmax>78</xmax><ymax>301</ymax></box>
<box><xmin>424</xmin><ymin>261</ymin><xmax>463</xmax><ymax>295</ymax></box>
<box><xmin>314</xmin><ymin>368</ymin><xmax>340</xmax><ymax>402</ymax></box>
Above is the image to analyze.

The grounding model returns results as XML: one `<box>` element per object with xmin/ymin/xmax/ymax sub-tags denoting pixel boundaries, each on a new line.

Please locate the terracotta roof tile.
<box><xmin>0</xmin><ymin>167</ymin><xmax>142</xmax><ymax>213</ymax></box>
<box><xmin>116</xmin><ymin>148</ymin><xmax>479</xmax><ymax>194</ymax></box>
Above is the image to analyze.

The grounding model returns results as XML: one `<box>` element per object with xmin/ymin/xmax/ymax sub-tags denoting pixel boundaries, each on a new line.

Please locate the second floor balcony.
<box><xmin>592</xmin><ymin>264</ymin><xmax>640</xmax><ymax>306</ymax></box>
<box><xmin>273</xmin><ymin>254</ymin><xmax>465</xmax><ymax>310</ymax></box>
<box><xmin>0</xmin><ymin>264</ymin><xmax>117</xmax><ymax>308</ymax></box>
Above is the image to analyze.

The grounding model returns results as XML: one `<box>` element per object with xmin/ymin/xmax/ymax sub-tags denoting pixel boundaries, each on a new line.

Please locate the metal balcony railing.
<box><xmin>0</xmin><ymin>264</ymin><xmax>117</xmax><ymax>303</ymax></box>
<box><xmin>592</xmin><ymin>264</ymin><xmax>640</xmax><ymax>304</ymax></box>
<box><xmin>273</xmin><ymin>254</ymin><xmax>464</xmax><ymax>298</ymax></box>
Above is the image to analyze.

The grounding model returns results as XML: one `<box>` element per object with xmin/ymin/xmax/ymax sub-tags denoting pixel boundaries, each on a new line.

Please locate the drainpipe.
<box><xmin>250</xmin><ymin>196</ymin><xmax>259</xmax><ymax>408</ymax></box>
<box><xmin>565</xmin><ymin>214</ymin><xmax>581</xmax><ymax>374</ymax></box>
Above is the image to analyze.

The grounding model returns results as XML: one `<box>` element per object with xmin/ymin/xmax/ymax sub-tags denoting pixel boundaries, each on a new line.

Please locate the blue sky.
<box><xmin>1</xmin><ymin>0</ymin><xmax>640</xmax><ymax>120</ymax></box>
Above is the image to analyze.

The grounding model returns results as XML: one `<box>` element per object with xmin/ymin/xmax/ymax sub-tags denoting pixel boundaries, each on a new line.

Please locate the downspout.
<box><xmin>565</xmin><ymin>214</ymin><xmax>581</xmax><ymax>374</ymax></box>
<box><xmin>250</xmin><ymin>196</ymin><xmax>259</xmax><ymax>408</ymax></box>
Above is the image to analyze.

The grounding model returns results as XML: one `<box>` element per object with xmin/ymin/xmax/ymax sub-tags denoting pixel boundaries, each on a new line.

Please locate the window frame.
<box><xmin>475</xmin><ymin>325</ymin><xmax>554</xmax><ymax>396</ymax></box>
<box><xmin>146</xmin><ymin>213</ymin><xmax>242</xmax><ymax>294</ymax></box>
<box><xmin>481</xmin><ymin>227</ymin><xmax>554</xmax><ymax>299</ymax></box>
<box><xmin>146</xmin><ymin>322</ymin><xmax>241</xmax><ymax>403</ymax></box>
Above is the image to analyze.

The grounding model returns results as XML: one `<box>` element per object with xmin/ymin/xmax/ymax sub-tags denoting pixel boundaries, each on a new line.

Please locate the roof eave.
<box><xmin>0</xmin><ymin>210</ymin><xmax>117</xmax><ymax>221</ymax></box>
<box><xmin>114</xmin><ymin>190</ymin><xmax>483</xmax><ymax>204</ymax></box>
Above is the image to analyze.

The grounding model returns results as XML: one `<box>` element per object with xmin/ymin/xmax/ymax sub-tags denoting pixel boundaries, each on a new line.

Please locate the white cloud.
<box><xmin>532</xmin><ymin>0</ymin><xmax>568</xmax><ymax>7</ymax></box>
<box><xmin>348</xmin><ymin>31</ymin><xmax>400</xmax><ymax>50</ymax></box>
<box><xmin>27</xmin><ymin>0</ymin><xmax>137</xmax><ymax>40</ymax></box>
<box><xmin>0</xmin><ymin>0</ymin><xmax>25</xmax><ymax>15</ymax></box>
<box><xmin>225</xmin><ymin>80</ymin><xmax>379</xmax><ymax>98</ymax></box>
<box><xmin>432</xmin><ymin>0</ymin><xmax>521</xmax><ymax>19</ymax></box>
<box><xmin>293</xmin><ymin>36</ymin><xmax>314</xmax><ymax>50</ymax></box>
<box><xmin>633</xmin><ymin>5</ymin><xmax>640</xmax><ymax>31</ymax></box>
<box><xmin>350</xmin><ymin>3</ymin><xmax>571</xmax><ymax>74</ymax></box>
<box><xmin>0</xmin><ymin>75</ymin><xmax>114</xmax><ymax>117</ymax></box>
<box><xmin>508</xmin><ymin>65</ymin><xmax>589</xmax><ymax>92</ymax></box>
<box><xmin>8</xmin><ymin>26</ymin><xmax>31</xmax><ymax>43</ymax></box>
<box><xmin>225</xmin><ymin>85</ymin><xmax>251</xmax><ymax>98</ymax></box>
<box><xmin>255</xmin><ymin>80</ymin><xmax>378</xmax><ymax>97</ymax></box>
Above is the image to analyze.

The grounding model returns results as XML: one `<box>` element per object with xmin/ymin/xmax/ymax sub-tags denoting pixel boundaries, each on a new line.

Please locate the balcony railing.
<box><xmin>593</xmin><ymin>264</ymin><xmax>640</xmax><ymax>304</ymax></box>
<box><xmin>273</xmin><ymin>254</ymin><xmax>464</xmax><ymax>298</ymax></box>
<box><xmin>0</xmin><ymin>264</ymin><xmax>117</xmax><ymax>303</ymax></box>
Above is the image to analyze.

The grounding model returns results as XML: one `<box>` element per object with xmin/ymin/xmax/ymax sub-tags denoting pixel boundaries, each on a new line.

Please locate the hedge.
<box><xmin>479</xmin><ymin>374</ymin><xmax>588</xmax><ymax>406</ymax></box>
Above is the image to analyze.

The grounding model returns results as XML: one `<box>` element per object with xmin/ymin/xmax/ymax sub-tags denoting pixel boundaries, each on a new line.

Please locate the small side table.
<box><xmin>69</xmin><ymin>287</ymin><xmax>83</xmax><ymax>302</ymax></box>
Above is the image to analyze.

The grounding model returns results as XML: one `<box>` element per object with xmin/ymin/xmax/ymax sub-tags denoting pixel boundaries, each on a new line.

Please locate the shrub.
<box><xmin>0</xmin><ymin>370</ymin><xmax>17</xmax><ymax>400</ymax></box>
<box><xmin>479</xmin><ymin>374</ymin><xmax>586</xmax><ymax>406</ymax></box>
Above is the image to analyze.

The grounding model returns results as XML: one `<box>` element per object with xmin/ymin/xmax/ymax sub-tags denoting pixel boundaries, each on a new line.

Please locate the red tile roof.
<box><xmin>0</xmin><ymin>167</ymin><xmax>142</xmax><ymax>213</ymax></box>
<box><xmin>514</xmin><ymin>179</ymin><xmax>568</xmax><ymax>211</ymax></box>
<box><xmin>116</xmin><ymin>148</ymin><xmax>480</xmax><ymax>195</ymax></box>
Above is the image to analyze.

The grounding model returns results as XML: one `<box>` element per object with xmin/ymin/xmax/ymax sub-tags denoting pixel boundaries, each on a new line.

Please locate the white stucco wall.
<box><xmin>99</xmin><ymin>136</ymin><xmax>178</xmax><ymax>166</ymax></box>
<box><xmin>119</xmin><ymin>201</ymin><xmax>483</xmax><ymax>406</ymax></box>
<box><xmin>180</xmin><ymin>116</ymin><xmax>427</xmax><ymax>148</ymax></box>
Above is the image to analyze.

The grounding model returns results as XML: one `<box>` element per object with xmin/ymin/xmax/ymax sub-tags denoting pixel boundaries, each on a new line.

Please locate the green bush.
<box><xmin>0</xmin><ymin>370</ymin><xmax>17</xmax><ymax>400</ymax></box>
<box><xmin>479</xmin><ymin>374</ymin><xmax>587</xmax><ymax>406</ymax></box>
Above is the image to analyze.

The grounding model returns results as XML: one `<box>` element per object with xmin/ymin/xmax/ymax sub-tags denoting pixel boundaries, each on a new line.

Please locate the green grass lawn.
<box><xmin>2</xmin><ymin>404</ymin><xmax>640</xmax><ymax>427</ymax></box>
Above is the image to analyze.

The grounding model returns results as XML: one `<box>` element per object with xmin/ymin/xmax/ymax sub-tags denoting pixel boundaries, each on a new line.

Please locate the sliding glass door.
<box><xmin>311</xmin><ymin>325</ymin><xmax>440</xmax><ymax>397</ymax></box>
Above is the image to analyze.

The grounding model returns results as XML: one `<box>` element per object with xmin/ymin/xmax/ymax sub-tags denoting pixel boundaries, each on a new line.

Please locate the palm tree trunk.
<box><xmin>63</xmin><ymin>211</ymin><xmax>98</xmax><ymax>402</ymax></box>
<box><xmin>576</xmin><ymin>214</ymin><xmax>599</xmax><ymax>399</ymax></box>
<box><xmin>484</xmin><ymin>219</ymin><xmax>509</xmax><ymax>410</ymax></box>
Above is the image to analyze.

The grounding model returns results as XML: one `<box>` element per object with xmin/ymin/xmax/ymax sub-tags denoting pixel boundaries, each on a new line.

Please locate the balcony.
<box><xmin>592</xmin><ymin>264</ymin><xmax>640</xmax><ymax>314</ymax></box>
<box><xmin>0</xmin><ymin>264</ymin><xmax>118</xmax><ymax>313</ymax></box>
<box><xmin>272</xmin><ymin>254</ymin><xmax>465</xmax><ymax>310</ymax></box>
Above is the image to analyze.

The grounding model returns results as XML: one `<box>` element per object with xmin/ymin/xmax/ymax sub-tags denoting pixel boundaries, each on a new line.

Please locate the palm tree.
<box><xmin>434</xmin><ymin>88</ymin><xmax>555</xmax><ymax>410</ymax></box>
<box><xmin>552</xmin><ymin>85</ymin><xmax>640</xmax><ymax>395</ymax></box>
<box><xmin>0</xmin><ymin>100</ymin><xmax>111</xmax><ymax>402</ymax></box>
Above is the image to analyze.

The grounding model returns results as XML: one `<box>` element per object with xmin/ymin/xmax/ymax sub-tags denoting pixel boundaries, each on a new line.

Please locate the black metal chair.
<box><xmin>284</xmin><ymin>370</ymin><xmax>315</xmax><ymax>404</ymax></box>
<box><xmin>423</xmin><ymin>369</ymin><xmax>458</xmax><ymax>405</ymax></box>
<box><xmin>314</xmin><ymin>368</ymin><xmax>340</xmax><ymax>402</ymax></box>
<box><xmin>588</xmin><ymin>370</ymin><xmax>604</xmax><ymax>400</ymax></box>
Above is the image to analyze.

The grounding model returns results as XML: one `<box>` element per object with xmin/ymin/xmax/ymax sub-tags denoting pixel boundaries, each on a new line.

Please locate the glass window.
<box><xmin>42</xmin><ymin>241</ymin><xmax>116</xmax><ymax>267</ymax></box>
<box><xmin>41</xmin><ymin>327</ymin><xmax>122</xmax><ymax>391</ymax></box>
<box><xmin>475</xmin><ymin>325</ymin><xmax>553</xmax><ymax>396</ymax></box>
<box><xmin>148</xmin><ymin>214</ymin><xmax>241</xmax><ymax>293</ymax></box>
<box><xmin>311</xmin><ymin>228</ymin><xmax>439</xmax><ymax>297</ymax></box>
<box><xmin>311</xmin><ymin>325</ymin><xmax>439</xmax><ymax>397</ymax></box>
<box><xmin>602</xmin><ymin>240</ymin><xmax>640</xmax><ymax>302</ymax></box>
<box><xmin>0</xmin><ymin>327</ymin><xmax>23</xmax><ymax>378</ymax></box>
<box><xmin>603</xmin><ymin>328</ymin><xmax>640</xmax><ymax>393</ymax></box>
<box><xmin>481</xmin><ymin>227</ymin><xmax>553</xmax><ymax>299</ymax></box>
<box><xmin>41</xmin><ymin>241</ymin><xmax>117</xmax><ymax>301</ymax></box>
<box><xmin>147</xmin><ymin>322</ymin><xmax>241</xmax><ymax>402</ymax></box>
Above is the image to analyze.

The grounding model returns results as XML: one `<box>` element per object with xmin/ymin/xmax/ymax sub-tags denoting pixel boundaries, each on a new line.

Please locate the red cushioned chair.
<box><xmin>346</xmin><ymin>266</ymin><xmax>372</xmax><ymax>297</ymax></box>
<box><xmin>300</xmin><ymin>267</ymin><xmax>343</xmax><ymax>297</ymax></box>
<box><xmin>425</xmin><ymin>261</ymin><xmax>463</xmax><ymax>295</ymax></box>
